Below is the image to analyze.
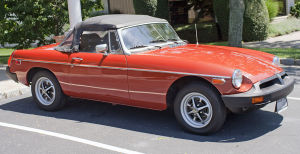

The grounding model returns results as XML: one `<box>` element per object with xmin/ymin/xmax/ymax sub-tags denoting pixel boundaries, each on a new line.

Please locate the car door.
<box><xmin>64</xmin><ymin>30</ymin><xmax>130</xmax><ymax>105</ymax></box>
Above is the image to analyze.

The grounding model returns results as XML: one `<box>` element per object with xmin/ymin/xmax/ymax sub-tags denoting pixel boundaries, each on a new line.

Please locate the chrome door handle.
<box><xmin>72</xmin><ymin>57</ymin><xmax>83</xmax><ymax>61</ymax></box>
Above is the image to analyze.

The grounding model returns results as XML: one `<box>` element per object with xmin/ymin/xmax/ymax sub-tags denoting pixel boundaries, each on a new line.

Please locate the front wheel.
<box><xmin>31</xmin><ymin>71</ymin><xmax>66</xmax><ymax>111</ymax></box>
<box><xmin>174</xmin><ymin>82</ymin><xmax>227</xmax><ymax>134</ymax></box>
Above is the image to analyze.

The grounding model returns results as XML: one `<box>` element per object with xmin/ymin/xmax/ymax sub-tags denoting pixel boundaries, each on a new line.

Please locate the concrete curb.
<box><xmin>280</xmin><ymin>58</ymin><xmax>300</xmax><ymax>66</ymax></box>
<box><xmin>0</xmin><ymin>87</ymin><xmax>31</xmax><ymax>100</ymax></box>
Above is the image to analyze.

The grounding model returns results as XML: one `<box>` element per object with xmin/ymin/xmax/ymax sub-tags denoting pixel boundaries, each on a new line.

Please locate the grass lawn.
<box><xmin>204</xmin><ymin>42</ymin><xmax>300</xmax><ymax>59</ymax></box>
<box><xmin>0</xmin><ymin>48</ymin><xmax>14</xmax><ymax>56</ymax></box>
<box><xmin>0</xmin><ymin>48</ymin><xmax>14</xmax><ymax>64</ymax></box>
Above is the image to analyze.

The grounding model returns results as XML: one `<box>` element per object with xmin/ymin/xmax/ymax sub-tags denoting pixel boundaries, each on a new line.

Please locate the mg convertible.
<box><xmin>6</xmin><ymin>14</ymin><xmax>294</xmax><ymax>134</ymax></box>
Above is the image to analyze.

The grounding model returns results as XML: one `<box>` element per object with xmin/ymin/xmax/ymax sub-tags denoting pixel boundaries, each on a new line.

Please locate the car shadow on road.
<box><xmin>0</xmin><ymin>96</ymin><xmax>283</xmax><ymax>143</ymax></box>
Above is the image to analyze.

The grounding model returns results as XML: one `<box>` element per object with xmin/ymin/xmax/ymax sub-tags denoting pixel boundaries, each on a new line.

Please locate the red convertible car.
<box><xmin>6</xmin><ymin>15</ymin><xmax>294</xmax><ymax>134</ymax></box>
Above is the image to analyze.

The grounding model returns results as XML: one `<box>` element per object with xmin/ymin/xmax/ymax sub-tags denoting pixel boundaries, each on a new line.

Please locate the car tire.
<box><xmin>173</xmin><ymin>82</ymin><xmax>227</xmax><ymax>134</ymax></box>
<box><xmin>31</xmin><ymin>71</ymin><xmax>66</xmax><ymax>111</ymax></box>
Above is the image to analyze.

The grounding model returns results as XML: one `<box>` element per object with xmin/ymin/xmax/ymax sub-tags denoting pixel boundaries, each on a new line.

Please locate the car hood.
<box><xmin>141</xmin><ymin>44</ymin><xmax>283</xmax><ymax>83</ymax></box>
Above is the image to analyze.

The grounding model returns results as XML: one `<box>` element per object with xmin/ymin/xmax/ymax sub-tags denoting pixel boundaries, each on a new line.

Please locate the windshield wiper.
<box><xmin>149</xmin><ymin>39</ymin><xmax>167</xmax><ymax>43</ymax></box>
<box><xmin>167</xmin><ymin>38</ymin><xmax>179</xmax><ymax>41</ymax></box>
<box><xmin>129</xmin><ymin>45</ymin><xmax>148</xmax><ymax>49</ymax></box>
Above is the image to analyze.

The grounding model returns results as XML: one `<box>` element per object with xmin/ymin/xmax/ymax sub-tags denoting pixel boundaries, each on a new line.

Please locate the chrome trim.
<box><xmin>127</xmin><ymin>68</ymin><xmax>231</xmax><ymax>79</ymax></box>
<box><xmin>60</xmin><ymin>81</ymin><xmax>165</xmax><ymax>95</ymax></box>
<box><xmin>129</xmin><ymin>90</ymin><xmax>165</xmax><ymax>96</ymax></box>
<box><xmin>20</xmin><ymin>59</ymin><xmax>68</xmax><ymax>65</ymax></box>
<box><xmin>253</xmin><ymin>71</ymin><xmax>286</xmax><ymax>93</ymax></box>
<box><xmin>72</xmin><ymin>64</ymin><xmax>127</xmax><ymax>70</ymax></box>
<box><xmin>60</xmin><ymin>81</ymin><xmax>128</xmax><ymax>93</ymax></box>
<box><xmin>14</xmin><ymin>58</ymin><xmax>231</xmax><ymax>79</ymax></box>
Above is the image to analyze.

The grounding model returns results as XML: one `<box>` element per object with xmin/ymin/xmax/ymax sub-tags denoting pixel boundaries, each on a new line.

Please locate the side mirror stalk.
<box><xmin>95</xmin><ymin>44</ymin><xmax>109</xmax><ymax>56</ymax></box>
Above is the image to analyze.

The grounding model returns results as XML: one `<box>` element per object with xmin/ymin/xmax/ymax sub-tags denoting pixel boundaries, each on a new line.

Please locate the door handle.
<box><xmin>72</xmin><ymin>57</ymin><xmax>83</xmax><ymax>61</ymax></box>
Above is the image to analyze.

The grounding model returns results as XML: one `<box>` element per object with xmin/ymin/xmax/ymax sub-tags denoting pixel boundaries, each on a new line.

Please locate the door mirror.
<box><xmin>95</xmin><ymin>44</ymin><xmax>108</xmax><ymax>56</ymax></box>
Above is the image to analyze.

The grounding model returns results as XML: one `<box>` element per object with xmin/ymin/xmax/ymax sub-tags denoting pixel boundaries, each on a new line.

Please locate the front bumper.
<box><xmin>222</xmin><ymin>74</ymin><xmax>294</xmax><ymax>113</ymax></box>
<box><xmin>6</xmin><ymin>66</ymin><xmax>18</xmax><ymax>83</ymax></box>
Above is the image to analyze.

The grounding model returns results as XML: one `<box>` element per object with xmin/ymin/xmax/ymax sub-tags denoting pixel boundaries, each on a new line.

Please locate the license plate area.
<box><xmin>275</xmin><ymin>97</ymin><xmax>288</xmax><ymax>113</ymax></box>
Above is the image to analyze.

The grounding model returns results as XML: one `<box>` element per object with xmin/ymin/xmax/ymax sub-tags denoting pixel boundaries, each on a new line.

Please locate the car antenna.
<box><xmin>195</xmin><ymin>23</ymin><xmax>199</xmax><ymax>45</ymax></box>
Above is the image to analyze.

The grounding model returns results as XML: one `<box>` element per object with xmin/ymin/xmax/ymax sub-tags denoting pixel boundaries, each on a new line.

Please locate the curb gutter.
<box><xmin>280</xmin><ymin>58</ymin><xmax>300</xmax><ymax>66</ymax></box>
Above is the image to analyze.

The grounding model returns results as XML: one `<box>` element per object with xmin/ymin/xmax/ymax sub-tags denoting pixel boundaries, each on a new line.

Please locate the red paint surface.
<box><xmin>9</xmin><ymin>43</ymin><xmax>282</xmax><ymax>110</ymax></box>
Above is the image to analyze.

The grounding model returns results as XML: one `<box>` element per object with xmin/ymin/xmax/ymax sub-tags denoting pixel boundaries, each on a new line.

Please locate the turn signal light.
<box><xmin>212</xmin><ymin>78</ymin><xmax>226</xmax><ymax>85</ymax></box>
<box><xmin>252</xmin><ymin>96</ymin><xmax>264</xmax><ymax>104</ymax></box>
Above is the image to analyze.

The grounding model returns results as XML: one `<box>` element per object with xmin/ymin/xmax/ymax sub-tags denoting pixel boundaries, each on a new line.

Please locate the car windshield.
<box><xmin>121</xmin><ymin>23</ymin><xmax>181</xmax><ymax>50</ymax></box>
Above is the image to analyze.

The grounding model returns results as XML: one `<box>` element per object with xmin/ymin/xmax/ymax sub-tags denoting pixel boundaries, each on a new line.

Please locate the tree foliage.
<box><xmin>291</xmin><ymin>2</ymin><xmax>300</xmax><ymax>18</ymax></box>
<box><xmin>0</xmin><ymin>0</ymin><xmax>103</xmax><ymax>49</ymax></box>
<box><xmin>133</xmin><ymin>0</ymin><xmax>157</xmax><ymax>16</ymax></box>
<box><xmin>213</xmin><ymin>0</ymin><xmax>269</xmax><ymax>42</ymax></box>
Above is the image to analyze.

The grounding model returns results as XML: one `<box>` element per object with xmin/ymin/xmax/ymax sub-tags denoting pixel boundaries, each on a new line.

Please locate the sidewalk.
<box><xmin>0</xmin><ymin>65</ymin><xmax>30</xmax><ymax>100</ymax></box>
<box><xmin>244</xmin><ymin>31</ymin><xmax>300</xmax><ymax>48</ymax></box>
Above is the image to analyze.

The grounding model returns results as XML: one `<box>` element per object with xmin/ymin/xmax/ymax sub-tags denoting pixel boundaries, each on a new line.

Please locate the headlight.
<box><xmin>272</xmin><ymin>56</ymin><xmax>280</xmax><ymax>65</ymax></box>
<box><xmin>232</xmin><ymin>69</ymin><xmax>243</xmax><ymax>89</ymax></box>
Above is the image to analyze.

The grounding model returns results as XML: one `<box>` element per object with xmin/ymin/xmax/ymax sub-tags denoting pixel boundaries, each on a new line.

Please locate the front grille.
<box><xmin>259</xmin><ymin>78</ymin><xmax>281</xmax><ymax>89</ymax></box>
<box><xmin>259</xmin><ymin>73</ymin><xmax>287</xmax><ymax>89</ymax></box>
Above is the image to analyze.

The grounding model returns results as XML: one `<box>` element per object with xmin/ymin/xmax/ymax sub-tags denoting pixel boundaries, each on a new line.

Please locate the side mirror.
<box><xmin>95</xmin><ymin>44</ymin><xmax>108</xmax><ymax>56</ymax></box>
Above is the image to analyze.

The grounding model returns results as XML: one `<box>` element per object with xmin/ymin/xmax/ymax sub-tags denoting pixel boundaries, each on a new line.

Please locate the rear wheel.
<box><xmin>31</xmin><ymin>71</ymin><xmax>66</xmax><ymax>111</ymax></box>
<box><xmin>174</xmin><ymin>82</ymin><xmax>227</xmax><ymax>134</ymax></box>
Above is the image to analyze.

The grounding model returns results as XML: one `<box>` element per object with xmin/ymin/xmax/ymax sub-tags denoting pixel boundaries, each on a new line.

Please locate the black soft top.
<box><xmin>57</xmin><ymin>14</ymin><xmax>167</xmax><ymax>52</ymax></box>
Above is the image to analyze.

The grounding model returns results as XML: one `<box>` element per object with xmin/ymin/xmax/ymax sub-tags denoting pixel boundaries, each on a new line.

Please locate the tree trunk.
<box><xmin>228</xmin><ymin>0</ymin><xmax>245</xmax><ymax>47</ymax></box>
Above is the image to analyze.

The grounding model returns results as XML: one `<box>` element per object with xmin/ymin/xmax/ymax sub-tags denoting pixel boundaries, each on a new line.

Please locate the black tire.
<box><xmin>31</xmin><ymin>70</ymin><xmax>66</xmax><ymax>111</ymax></box>
<box><xmin>173</xmin><ymin>82</ymin><xmax>227</xmax><ymax>135</ymax></box>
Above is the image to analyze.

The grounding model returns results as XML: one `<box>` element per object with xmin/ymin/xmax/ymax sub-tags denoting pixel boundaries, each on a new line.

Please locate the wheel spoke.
<box><xmin>44</xmin><ymin>92</ymin><xmax>51</xmax><ymax>100</ymax></box>
<box><xmin>192</xmin><ymin>97</ymin><xmax>197</xmax><ymax>108</ymax></box>
<box><xmin>45</xmin><ymin>86</ymin><xmax>54</xmax><ymax>92</ymax></box>
<box><xmin>193</xmin><ymin>115</ymin><xmax>197</xmax><ymax>121</ymax></box>
<box><xmin>196</xmin><ymin>113</ymin><xmax>204</xmax><ymax>123</ymax></box>
<box><xmin>187</xmin><ymin>110</ymin><xmax>194</xmax><ymax>115</ymax></box>
<box><xmin>203</xmin><ymin>112</ymin><xmax>209</xmax><ymax>117</ymax></box>
<box><xmin>197</xmin><ymin>104</ymin><xmax>208</xmax><ymax>111</ymax></box>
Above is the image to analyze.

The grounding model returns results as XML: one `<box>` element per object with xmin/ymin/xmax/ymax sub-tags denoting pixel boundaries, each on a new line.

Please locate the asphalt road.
<box><xmin>0</xmin><ymin>71</ymin><xmax>299</xmax><ymax>154</ymax></box>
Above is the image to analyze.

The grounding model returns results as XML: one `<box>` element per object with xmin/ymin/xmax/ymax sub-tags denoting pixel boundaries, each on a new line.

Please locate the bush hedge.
<box><xmin>133</xmin><ymin>0</ymin><xmax>157</xmax><ymax>16</ymax></box>
<box><xmin>133</xmin><ymin>0</ymin><xmax>169</xmax><ymax>20</ymax></box>
<box><xmin>291</xmin><ymin>2</ymin><xmax>300</xmax><ymax>18</ymax></box>
<box><xmin>174</xmin><ymin>22</ymin><xmax>219</xmax><ymax>43</ymax></box>
<box><xmin>213</xmin><ymin>0</ymin><xmax>269</xmax><ymax>42</ymax></box>
<box><xmin>243</xmin><ymin>0</ymin><xmax>269</xmax><ymax>41</ymax></box>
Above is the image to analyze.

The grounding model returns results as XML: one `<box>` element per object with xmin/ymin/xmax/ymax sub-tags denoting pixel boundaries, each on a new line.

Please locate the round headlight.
<box><xmin>232</xmin><ymin>69</ymin><xmax>243</xmax><ymax>89</ymax></box>
<box><xmin>272</xmin><ymin>56</ymin><xmax>280</xmax><ymax>66</ymax></box>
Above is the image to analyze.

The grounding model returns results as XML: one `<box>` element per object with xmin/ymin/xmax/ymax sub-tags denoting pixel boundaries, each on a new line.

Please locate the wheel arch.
<box><xmin>27</xmin><ymin>67</ymin><xmax>57</xmax><ymax>85</ymax></box>
<box><xmin>166</xmin><ymin>76</ymin><xmax>221</xmax><ymax>109</ymax></box>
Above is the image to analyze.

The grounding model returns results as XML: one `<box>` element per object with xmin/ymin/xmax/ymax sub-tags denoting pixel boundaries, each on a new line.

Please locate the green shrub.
<box><xmin>266</xmin><ymin>0</ymin><xmax>279</xmax><ymax>21</ymax></box>
<box><xmin>213</xmin><ymin>0</ymin><xmax>269</xmax><ymax>42</ymax></box>
<box><xmin>269</xmin><ymin>17</ymin><xmax>300</xmax><ymax>37</ymax></box>
<box><xmin>291</xmin><ymin>2</ymin><xmax>300</xmax><ymax>18</ymax></box>
<box><xmin>243</xmin><ymin>0</ymin><xmax>269</xmax><ymax>42</ymax></box>
<box><xmin>133</xmin><ymin>0</ymin><xmax>157</xmax><ymax>16</ymax></box>
<box><xmin>174</xmin><ymin>22</ymin><xmax>219</xmax><ymax>43</ymax></box>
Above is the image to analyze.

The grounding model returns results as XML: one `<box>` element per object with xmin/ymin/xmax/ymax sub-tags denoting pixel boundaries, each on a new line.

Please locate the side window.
<box><xmin>79</xmin><ymin>31</ymin><xmax>108</xmax><ymax>53</ymax></box>
<box><xmin>109</xmin><ymin>31</ymin><xmax>122</xmax><ymax>54</ymax></box>
<box><xmin>60</xmin><ymin>32</ymin><xmax>74</xmax><ymax>49</ymax></box>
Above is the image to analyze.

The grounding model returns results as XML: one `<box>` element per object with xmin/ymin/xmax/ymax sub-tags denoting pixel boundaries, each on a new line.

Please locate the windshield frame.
<box><xmin>117</xmin><ymin>22</ymin><xmax>183</xmax><ymax>55</ymax></box>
